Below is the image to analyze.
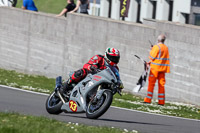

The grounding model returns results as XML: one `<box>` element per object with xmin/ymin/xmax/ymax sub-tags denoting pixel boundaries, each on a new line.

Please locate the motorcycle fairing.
<box><xmin>61</xmin><ymin>66</ymin><xmax>119</xmax><ymax>113</ymax></box>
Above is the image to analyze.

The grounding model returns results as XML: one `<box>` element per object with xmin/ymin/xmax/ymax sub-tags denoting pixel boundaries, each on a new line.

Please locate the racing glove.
<box><xmin>119</xmin><ymin>83</ymin><xmax>124</xmax><ymax>90</ymax></box>
<box><xmin>88</xmin><ymin>65</ymin><xmax>98</xmax><ymax>72</ymax></box>
<box><xmin>118</xmin><ymin>81</ymin><xmax>124</xmax><ymax>90</ymax></box>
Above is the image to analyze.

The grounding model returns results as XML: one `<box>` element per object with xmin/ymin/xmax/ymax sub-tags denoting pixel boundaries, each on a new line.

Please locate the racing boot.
<box><xmin>60</xmin><ymin>78</ymin><xmax>73</xmax><ymax>97</ymax></box>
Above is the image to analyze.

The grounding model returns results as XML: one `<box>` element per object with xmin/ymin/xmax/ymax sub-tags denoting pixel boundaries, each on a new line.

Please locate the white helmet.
<box><xmin>105</xmin><ymin>47</ymin><xmax>120</xmax><ymax>66</ymax></box>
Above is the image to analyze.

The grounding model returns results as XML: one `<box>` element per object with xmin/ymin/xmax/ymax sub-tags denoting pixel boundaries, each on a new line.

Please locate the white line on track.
<box><xmin>1</xmin><ymin>84</ymin><xmax>199</xmax><ymax>122</ymax></box>
<box><xmin>0</xmin><ymin>85</ymin><xmax>49</xmax><ymax>96</ymax></box>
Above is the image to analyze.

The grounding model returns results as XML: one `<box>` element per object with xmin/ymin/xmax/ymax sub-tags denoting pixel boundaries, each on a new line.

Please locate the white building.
<box><xmin>0</xmin><ymin>0</ymin><xmax>17</xmax><ymax>7</ymax></box>
<box><xmin>97</xmin><ymin>0</ymin><xmax>200</xmax><ymax>25</ymax></box>
<box><xmin>88</xmin><ymin>0</ymin><xmax>101</xmax><ymax>16</ymax></box>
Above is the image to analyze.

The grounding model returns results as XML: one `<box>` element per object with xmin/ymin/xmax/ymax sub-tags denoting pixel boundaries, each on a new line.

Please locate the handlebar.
<box><xmin>89</xmin><ymin>68</ymin><xmax>101</xmax><ymax>74</ymax></box>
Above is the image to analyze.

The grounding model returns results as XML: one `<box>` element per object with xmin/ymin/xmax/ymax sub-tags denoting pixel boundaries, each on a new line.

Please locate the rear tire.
<box><xmin>46</xmin><ymin>92</ymin><xmax>63</xmax><ymax>114</ymax></box>
<box><xmin>86</xmin><ymin>90</ymin><xmax>113</xmax><ymax>119</ymax></box>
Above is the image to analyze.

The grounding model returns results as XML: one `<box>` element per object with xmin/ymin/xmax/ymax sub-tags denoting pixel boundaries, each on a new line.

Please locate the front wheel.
<box><xmin>45</xmin><ymin>92</ymin><xmax>63</xmax><ymax>114</ymax></box>
<box><xmin>86</xmin><ymin>90</ymin><xmax>113</xmax><ymax>119</ymax></box>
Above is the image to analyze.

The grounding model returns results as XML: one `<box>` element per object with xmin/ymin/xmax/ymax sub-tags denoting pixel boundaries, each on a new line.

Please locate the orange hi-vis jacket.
<box><xmin>149</xmin><ymin>43</ymin><xmax>170</xmax><ymax>73</ymax></box>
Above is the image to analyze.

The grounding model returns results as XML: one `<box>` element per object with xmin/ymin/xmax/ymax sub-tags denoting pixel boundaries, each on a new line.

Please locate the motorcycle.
<box><xmin>45</xmin><ymin>61</ymin><xmax>122</xmax><ymax>119</ymax></box>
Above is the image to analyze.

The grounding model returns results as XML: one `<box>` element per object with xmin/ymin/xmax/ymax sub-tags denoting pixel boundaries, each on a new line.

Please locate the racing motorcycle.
<box><xmin>45</xmin><ymin>61</ymin><xmax>122</xmax><ymax>119</ymax></box>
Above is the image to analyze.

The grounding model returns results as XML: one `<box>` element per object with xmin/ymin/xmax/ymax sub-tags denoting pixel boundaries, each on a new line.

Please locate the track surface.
<box><xmin>0</xmin><ymin>86</ymin><xmax>199</xmax><ymax>133</ymax></box>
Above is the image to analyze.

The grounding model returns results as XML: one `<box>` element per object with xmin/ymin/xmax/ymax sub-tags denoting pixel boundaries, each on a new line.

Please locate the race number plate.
<box><xmin>69</xmin><ymin>100</ymin><xmax>77</xmax><ymax>112</ymax></box>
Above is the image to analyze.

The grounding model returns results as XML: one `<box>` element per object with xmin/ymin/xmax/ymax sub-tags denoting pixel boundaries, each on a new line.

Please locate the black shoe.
<box><xmin>61</xmin><ymin>81</ymin><xmax>73</xmax><ymax>96</ymax></box>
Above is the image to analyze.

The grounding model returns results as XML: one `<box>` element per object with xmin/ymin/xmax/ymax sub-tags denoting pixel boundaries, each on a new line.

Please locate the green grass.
<box><xmin>112</xmin><ymin>93</ymin><xmax>200</xmax><ymax>120</ymax></box>
<box><xmin>0</xmin><ymin>112</ymin><xmax>133</xmax><ymax>133</ymax></box>
<box><xmin>16</xmin><ymin>0</ymin><xmax>68</xmax><ymax>14</ymax></box>
<box><xmin>0</xmin><ymin>68</ymin><xmax>200</xmax><ymax>120</ymax></box>
<box><xmin>0</xmin><ymin>68</ymin><xmax>55</xmax><ymax>93</ymax></box>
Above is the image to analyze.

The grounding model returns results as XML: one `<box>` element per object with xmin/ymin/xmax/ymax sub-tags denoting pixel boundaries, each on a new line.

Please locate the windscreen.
<box><xmin>107</xmin><ymin>65</ymin><xmax>121</xmax><ymax>81</ymax></box>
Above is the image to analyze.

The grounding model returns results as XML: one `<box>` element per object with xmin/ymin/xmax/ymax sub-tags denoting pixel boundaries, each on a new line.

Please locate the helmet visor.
<box><xmin>106</xmin><ymin>54</ymin><xmax>120</xmax><ymax>64</ymax></box>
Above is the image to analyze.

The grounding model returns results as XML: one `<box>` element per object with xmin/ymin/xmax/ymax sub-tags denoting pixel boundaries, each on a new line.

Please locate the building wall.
<box><xmin>100</xmin><ymin>0</ymin><xmax>194</xmax><ymax>24</ymax></box>
<box><xmin>189</xmin><ymin>6</ymin><xmax>200</xmax><ymax>25</ymax></box>
<box><xmin>140</xmin><ymin>0</ymin><xmax>153</xmax><ymax>22</ymax></box>
<box><xmin>156</xmin><ymin>0</ymin><xmax>170</xmax><ymax>21</ymax></box>
<box><xmin>0</xmin><ymin>7</ymin><xmax>200</xmax><ymax>105</ymax></box>
<box><xmin>0</xmin><ymin>0</ymin><xmax>12</xmax><ymax>6</ymax></box>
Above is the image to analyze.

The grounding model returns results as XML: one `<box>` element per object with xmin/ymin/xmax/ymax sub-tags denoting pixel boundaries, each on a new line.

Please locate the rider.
<box><xmin>60</xmin><ymin>47</ymin><xmax>124</xmax><ymax>94</ymax></box>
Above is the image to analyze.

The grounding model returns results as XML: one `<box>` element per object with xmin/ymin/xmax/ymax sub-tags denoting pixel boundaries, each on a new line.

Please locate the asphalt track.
<box><xmin>0</xmin><ymin>85</ymin><xmax>199</xmax><ymax>133</ymax></box>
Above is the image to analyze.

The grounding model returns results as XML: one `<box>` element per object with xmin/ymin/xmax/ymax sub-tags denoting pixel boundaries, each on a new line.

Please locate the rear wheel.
<box><xmin>86</xmin><ymin>90</ymin><xmax>113</xmax><ymax>119</ymax></box>
<box><xmin>45</xmin><ymin>92</ymin><xmax>63</xmax><ymax>114</ymax></box>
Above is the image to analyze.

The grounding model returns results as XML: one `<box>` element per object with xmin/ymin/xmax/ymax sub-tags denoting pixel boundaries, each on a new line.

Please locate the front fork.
<box><xmin>54</xmin><ymin>76</ymin><xmax>66</xmax><ymax>104</ymax></box>
<box><xmin>56</xmin><ymin>90</ymin><xmax>66</xmax><ymax>103</ymax></box>
<box><xmin>93</xmin><ymin>85</ymin><xmax>113</xmax><ymax>102</ymax></box>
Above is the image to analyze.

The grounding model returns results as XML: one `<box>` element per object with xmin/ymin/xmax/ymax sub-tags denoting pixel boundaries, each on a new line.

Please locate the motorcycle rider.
<box><xmin>60</xmin><ymin>47</ymin><xmax>124</xmax><ymax>94</ymax></box>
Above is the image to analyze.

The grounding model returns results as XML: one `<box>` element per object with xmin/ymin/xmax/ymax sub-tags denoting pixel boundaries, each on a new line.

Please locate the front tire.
<box><xmin>86</xmin><ymin>90</ymin><xmax>113</xmax><ymax>119</ymax></box>
<box><xmin>46</xmin><ymin>92</ymin><xmax>63</xmax><ymax>114</ymax></box>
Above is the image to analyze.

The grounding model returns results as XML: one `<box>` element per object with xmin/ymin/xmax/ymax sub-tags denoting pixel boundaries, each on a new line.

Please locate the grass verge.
<box><xmin>0</xmin><ymin>112</ymin><xmax>135</xmax><ymax>133</ymax></box>
<box><xmin>0</xmin><ymin>68</ymin><xmax>200</xmax><ymax>120</ymax></box>
<box><xmin>16</xmin><ymin>0</ymin><xmax>72</xmax><ymax>14</ymax></box>
<box><xmin>113</xmin><ymin>93</ymin><xmax>200</xmax><ymax>120</ymax></box>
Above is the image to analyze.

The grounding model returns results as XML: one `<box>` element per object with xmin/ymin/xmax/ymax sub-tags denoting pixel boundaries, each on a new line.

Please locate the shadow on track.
<box><xmin>59</xmin><ymin>113</ymin><xmax>171</xmax><ymax>127</ymax></box>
